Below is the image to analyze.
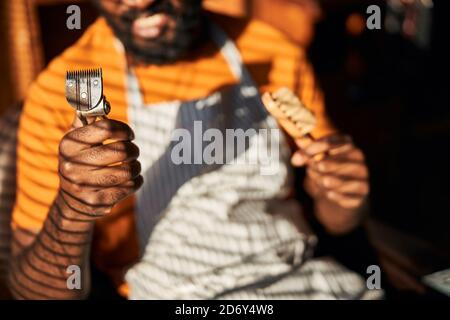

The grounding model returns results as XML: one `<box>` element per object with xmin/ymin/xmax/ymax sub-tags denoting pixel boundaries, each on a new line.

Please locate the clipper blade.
<box><xmin>65</xmin><ymin>68</ymin><xmax>110</xmax><ymax>121</ymax></box>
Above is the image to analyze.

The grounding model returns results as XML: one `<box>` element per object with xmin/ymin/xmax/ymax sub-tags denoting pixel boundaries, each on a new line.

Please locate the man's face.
<box><xmin>91</xmin><ymin>0</ymin><xmax>204</xmax><ymax>65</ymax></box>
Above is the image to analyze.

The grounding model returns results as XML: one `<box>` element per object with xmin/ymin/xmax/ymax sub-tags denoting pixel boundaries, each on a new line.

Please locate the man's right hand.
<box><xmin>58</xmin><ymin>118</ymin><xmax>143</xmax><ymax>220</ymax></box>
<box><xmin>9</xmin><ymin>116</ymin><xmax>142</xmax><ymax>300</ymax></box>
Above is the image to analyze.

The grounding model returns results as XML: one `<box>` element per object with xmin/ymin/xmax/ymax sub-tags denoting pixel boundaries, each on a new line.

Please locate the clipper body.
<box><xmin>65</xmin><ymin>68</ymin><xmax>110</xmax><ymax>125</ymax></box>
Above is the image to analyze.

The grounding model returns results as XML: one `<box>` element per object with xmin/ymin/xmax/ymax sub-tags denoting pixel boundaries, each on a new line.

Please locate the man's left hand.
<box><xmin>291</xmin><ymin>134</ymin><xmax>370</xmax><ymax>234</ymax></box>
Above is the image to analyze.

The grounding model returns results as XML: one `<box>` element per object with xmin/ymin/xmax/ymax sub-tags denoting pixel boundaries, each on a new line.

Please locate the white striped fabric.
<box><xmin>124</xmin><ymin>24</ymin><xmax>380</xmax><ymax>300</ymax></box>
<box><xmin>214</xmin><ymin>257</ymin><xmax>383</xmax><ymax>300</ymax></box>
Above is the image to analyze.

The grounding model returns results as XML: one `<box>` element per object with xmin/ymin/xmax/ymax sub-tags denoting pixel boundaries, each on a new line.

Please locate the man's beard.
<box><xmin>92</xmin><ymin>0</ymin><xmax>204</xmax><ymax>65</ymax></box>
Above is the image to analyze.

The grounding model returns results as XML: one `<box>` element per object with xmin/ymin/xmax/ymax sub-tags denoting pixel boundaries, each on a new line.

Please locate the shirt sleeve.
<box><xmin>11</xmin><ymin>66</ymin><xmax>73</xmax><ymax>232</ymax></box>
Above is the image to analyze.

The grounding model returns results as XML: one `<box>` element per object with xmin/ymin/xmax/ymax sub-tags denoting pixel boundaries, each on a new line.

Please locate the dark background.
<box><xmin>310</xmin><ymin>0</ymin><xmax>449</xmax><ymax>250</ymax></box>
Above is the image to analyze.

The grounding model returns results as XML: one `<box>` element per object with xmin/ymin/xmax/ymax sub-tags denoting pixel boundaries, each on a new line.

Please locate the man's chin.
<box><xmin>124</xmin><ymin>29</ymin><xmax>199</xmax><ymax>65</ymax></box>
<box><xmin>125</xmin><ymin>41</ymin><xmax>186</xmax><ymax>66</ymax></box>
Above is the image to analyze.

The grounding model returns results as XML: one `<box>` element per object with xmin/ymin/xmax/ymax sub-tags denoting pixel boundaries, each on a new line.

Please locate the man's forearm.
<box><xmin>314</xmin><ymin>196</ymin><xmax>367</xmax><ymax>235</ymax></box>
<box><xmin>8</xmin><ymin>193</ymin><xmax>94</xmax><ymax>300</ymax></box>
<box><xmin>8</xmin><ymin>117</ymin><xmax>141</xmax><ymax>299</ymax></box>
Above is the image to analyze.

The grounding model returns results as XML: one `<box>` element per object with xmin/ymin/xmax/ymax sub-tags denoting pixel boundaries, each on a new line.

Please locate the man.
<box><xmin>9</xmin><ymin>0</ymin><xmax>370</xmax><ymax>299</ymax></box>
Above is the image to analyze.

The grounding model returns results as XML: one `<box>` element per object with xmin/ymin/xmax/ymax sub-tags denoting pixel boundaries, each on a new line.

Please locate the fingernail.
<box><xmin>291</xmin><ymin>152</ymin><xmax>306</xmax><ymax>166</ymax></box>
<box><xmin>323</xmin><ymin>178</ymin><xmax>331</xmax><ymax>187</ymax></box>
<box><xmin>327</xmin><ymin>191</ymin><xmax>337</xmax><ymax>199</ymax></box>
<box><xmin>295</xmin><ymin>138</ymin><xmax>312</xmax><ymax>149</ymax></box>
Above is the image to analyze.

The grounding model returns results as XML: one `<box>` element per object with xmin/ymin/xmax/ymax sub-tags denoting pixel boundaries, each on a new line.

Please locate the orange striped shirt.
<box><xmin>12</xmin><ymin>13</ymin><xmax>334</xmax><ymax>295</ymax></box>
